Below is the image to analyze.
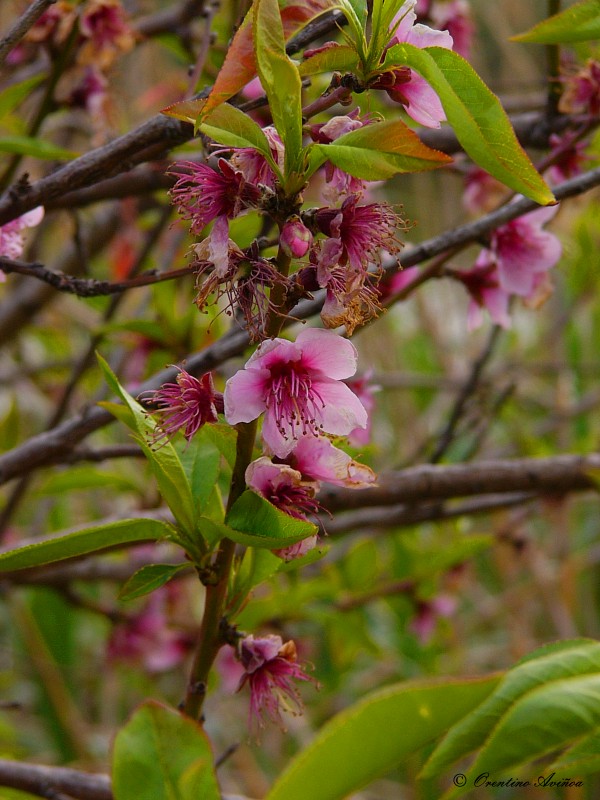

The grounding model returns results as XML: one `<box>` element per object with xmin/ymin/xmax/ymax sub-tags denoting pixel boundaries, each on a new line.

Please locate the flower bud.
<box><xmin>280</xmin><ymin>216</ymin><xmax>313</xmax><ymax>259</ymax></box>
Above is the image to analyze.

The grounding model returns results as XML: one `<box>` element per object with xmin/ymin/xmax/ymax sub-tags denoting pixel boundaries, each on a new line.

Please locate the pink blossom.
<box><xmin>224</xmin><ymin>328</ymin><xmax>368</xmax><ymax>457</ymax></box>
<box><xmin>289</xmin><ymin>435</ymin><xmax>376</xmax><ymax>488</ymax></box>
<box><xmin>0</xmin><ymin>207</ymin><xmax>45</xmax><ymax>281</ymax></box>
<box><xmin>246</xmin><ymin>457</ymin><xmax>320</xmax><ymax>520</ymax></box>
<box><xmin>462</xmin><ymin>168</ymin><xmax>507</xmax><ymax>215</ymax></box>
<box><xmin>143</xmin><ymin>369</ymin><xmax>221</xmax><ymax>443</ymax></box>
<box><xmin>229</xmin><ymin>126</ymin><xmax>284</xmax><ymax>190</ymax></box>
<box><xmin>315</xmin><ymin>196</ymin><xmax>404</xmax><ymax>275</ymax></box>
<box><xmin>169</xmin><ymin>159</ymin><xmax>259</xmax><ymax>235</ymax></box>
<box><xmin>379</xmin><ymin>0</ymin><xmax>453</xmax><ymax>128</ymax></box>
<box><xmin>560</xmin><ymin>59</ymin><xmax>600</xmax><ymax>116</ymax></box>
<box><xmin>78</xmin><ymin>0</ymin><xmax>135</xmax><ymax>70</ymax></box>
<box><xmin>307</xmin><ymin>113</ymin><xmax>371</xmax><ymax>202</ymax></box>
<box><xmin>280</xmin><ymin>216</ymin><xmax>313</xmax><ymax>259</ymax></box>
<box><xmin>459</xmin><ymin>252</ymin><xmax>511</xmax><ymax>331</ymax></box>
<box><xmin>486</xmin><ymin>204</ymin><xmax>561</xmax><ymax>297</ymax></box>
<box><xmin>378</xmin><ymin>266</ymin><xmax>420</xmax><ymax>302</ymax></box>
<box><xmin>237</xmin><ymin>635</ymin><xmax>315</xmax><ymax>728</ymax></box>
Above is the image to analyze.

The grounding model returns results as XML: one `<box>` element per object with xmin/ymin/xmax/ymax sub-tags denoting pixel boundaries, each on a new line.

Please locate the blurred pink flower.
<box><xmin>487</xmin><ymin>204</ymin><xmax>561</xmax><ymax>297</ymax></box>
<box><xmin>237</xmin><ymin>635</ymin><xmax>315</xmax><ymax>728</ymax></box>
<box><xmin>425</xmin><ymin>1</ymin><xmax>473</xmax><ymax>59</ymax></box>
<box><xmin>459</xmin><ymin>252</ymin><xmax>511</xmax><ymax>331</ymax></box>
<box><xmin>0</xmin><ymin>207</ymin><xmax>45</xmax><ymax>281</ymax></box>
<box><xmin>108</xmin><ymin>588</ymin><xmax>193</xmax><ymax>673</ymax></box>
<box><xmin>78</xmin><ymin>0</ymin><xmax>135</xmax><ymax>69</ymax></box>
<box><xmin>224</xmin><ymin>328</ymin><xmax>368</xmax><ymax>457</ymax></box>
<box><xmin>410</xmin><ymin>594</ymin><xmax>457</xmax><ymax>644</ymax></box>
<box><xmin>560</xmin><ymin>59</ymin><xmax>600</xmax><ymax>116</ymax></box>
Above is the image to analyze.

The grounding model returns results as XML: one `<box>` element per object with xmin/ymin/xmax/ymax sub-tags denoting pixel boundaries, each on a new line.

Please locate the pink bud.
<box><xmin>280</xmin><ymin>217</ymin><xmax>313</xmax><ymax>259</ymax></box>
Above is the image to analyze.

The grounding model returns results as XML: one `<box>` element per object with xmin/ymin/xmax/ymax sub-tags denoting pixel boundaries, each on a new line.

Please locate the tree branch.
<box><xmin>321</xmin><ymin>453</ymin><xmax>600</xmax><ymax>512</ymax></box>
<box><xmin>0</xmin><ymin>0</ymin><xmax>56</xmax><ymax>66</ymax></box>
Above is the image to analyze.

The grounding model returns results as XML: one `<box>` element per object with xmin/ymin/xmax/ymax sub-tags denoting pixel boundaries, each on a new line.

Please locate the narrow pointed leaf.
<box><xmin>118</xmin><ymin>563</ymin><xmax>189</xmax><ymax>601</ymax></box>
<box><xmin>513</xmin><ymin>0</ymin><xmax>600</xmax><ymax>44</ymax></box>
<box><xmin>194</xmin><ymin>0</ymin><xmax>336</xmax><ymax>122</ymax></box>
<box><xmin>465</xmin><ymin>674</ymin><xmax>600</xmax><ymax>779</ymax></box>
<box><xmin>0</xmin><ymin>136</ymin><xmax>77</xmax><ymax>160</ymax></box>
<box><xmin>112</xmin><ymin>701</ymin><xmax>220</xmax><ymax>800</ymax></box>
<box><xmin>421</xmin><ymin>639</ymin><xmax>600</xmax><ymax>780</ymax></box>
<box><xmin>0</xmin><ymin>74</ymin><xmax>45</xmax><ymax>121</ymax></box>
<box><xmin>97</xmin><ymin>356</ymin><xmax>197</xmax><ymax>538</ymax></box>
<box><xmin>298</xmin><ymin>44</ymin><xmax>360</xmax><ymax>76</ymax></box>
<box><xmin>380</xmin><ymin>44</ymin><xmax>555</xmax><ymax>205</ymax></box>
<box><xmin>161</xmin><ymin>98</ymin><xmax>205</xmax><ymax>124</ymax></box>
<box><xmin>0</xmin><ymin>518</ymin><xmax>174</xmax><ymax>572</ymax></box>
<box><xmin>550</xmin><ymin>727</ymin><xmax>600</xmax><ymax>777</ymax></box>
<box><xmin>199</xmin><ymin>103</ymin><xmax>273</xmax><ymax>158</ymax></box>
<box><xmin>307</xmin><ymin>118</ymin><xmax>452</xmax><ymax>180</ymax></box>
<box><xmin>267</xmin><ymin>676</ymin><xmax>499</xmax><ymax>800</ymax></box>
<box><xmin>253</xmin><ymin>0</ymin><xmax>303</xmax><ymax>176</ymax></box>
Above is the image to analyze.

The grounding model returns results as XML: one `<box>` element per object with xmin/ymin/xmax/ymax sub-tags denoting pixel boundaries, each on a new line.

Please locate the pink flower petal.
<box><xmin>224</xmin><ymin>367</ymin><xmax>269</xmax><ymax>424</ymax></box>
<box><xmin>295</xmin><ymin>328</ymin><xmax>359</xmax><ymax>380</ymax></box>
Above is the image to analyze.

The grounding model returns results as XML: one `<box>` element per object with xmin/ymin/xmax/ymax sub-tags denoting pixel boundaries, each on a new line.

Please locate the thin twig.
<box><xmin>0</xmin><ymin>0</ymin><xmax>57</xmax><ymax>66</ymax></box>
<box><xmin>0</xmin><ymin>257</ymin><xmax>193</xmax><ymax>296</ymax></box>
<box><xmin>429</xmin><ymin>325</ymin><xmax>503</xmax><ymax>463</ymax></box>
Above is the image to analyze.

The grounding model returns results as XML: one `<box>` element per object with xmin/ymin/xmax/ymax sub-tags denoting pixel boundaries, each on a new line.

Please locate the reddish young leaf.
<box><xmin>195</xmin><ymin>0</ymin><xmax>337</xmax><ymax>122</ymax></box>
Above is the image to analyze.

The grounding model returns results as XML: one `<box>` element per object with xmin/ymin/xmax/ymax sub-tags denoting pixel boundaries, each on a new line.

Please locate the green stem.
<box><xmin>183</xmin><ymin>244</ymin><xmax>292</xmax><ymax>722</ymax></box>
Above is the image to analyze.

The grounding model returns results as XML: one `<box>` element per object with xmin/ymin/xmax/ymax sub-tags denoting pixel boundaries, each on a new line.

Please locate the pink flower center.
<box><xmin>268</xmin><ymin>360</ymin><xmax>325</xmax><ymax>439</ymax></box>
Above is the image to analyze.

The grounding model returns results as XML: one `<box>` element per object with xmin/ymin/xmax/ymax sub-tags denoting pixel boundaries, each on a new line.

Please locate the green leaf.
<box><xmin>0</xmin><ymin>75</ymin><xmax>45</xmax><ymax>121</ymax></box>
<box><xmin>177</xmin><ymin>429</ymin><xmax>222</xmax><ymax>517</ymax></box>
<box><xmin>0</xmin><ymin>136</ymin><xmax>77</xmax><ymax>160</ymax></box>
<box><xmin>202</xmin><ymin>423</ymin><xmax>238</xmax><ymax>469</ymax></box>
<box><xmin>118</xmin><ymin>563</ymin><xmax>189</xmax><ymax>601</ymax></box>
<box><xmin>198</xmin><ymin>104</ymin><xmax>282</xmax><ymax>180</ymax></box>
<box><xmin>112</xmin><ymin>701</ymin><xmax>220</xmax><ymax>800</ymax></box>
<box><xmin>253</xmin><ymin>0</ymin><xmax>304</xmax><ymax>178</ymax></box>
<box><xmin>306</xmin><ymin>118</ymin><xmax>452</xmax><ymax>180</ymax></box>
<box><xmin>298</xmin><ymin>44</ymin><xmax>360</xmax><ymax>76</ymax></box>
<box><xmin>227</xmin><ymin>490</ymin><xmax>317</xmax><ymax>547</ymax></box>
<box><xmin>421</xmin><ymin>639</ymin><xmax>600</xmax><ymax>784</ymax></box>
<box><xmin>267</xmin><ymin>676</ymin><xmax>499</xmax><ymax>800</ymax></box>
<box><xmin>465</xmin><ymin>674</ymin><xmax>600</xmax><ymax>780</ymax></box>
<box><xmin>0</xmin><ymin>518</ymin><xmax>174</xmax><ymax>573</ymax></box>
<box><xmin>379</xmin><ymin>45</ymin><xmax>555</xmax><ymax>205</ymax></box>
<box><xmin>97</xmin><ymin>355</ymin><xmax>198</xmax><ymax>539</ymax></box>
<box><xmin>513</xmin><ymin>0</ymin><xmax>600</xmax><ymax>44</ymax></box>
<box><xmin>550</xmin><ymin>728</ymin><xmax>600</xmax><ymax>777</ymax></box>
